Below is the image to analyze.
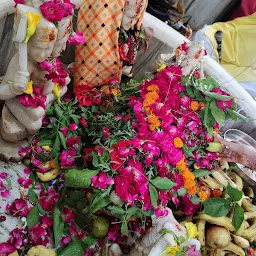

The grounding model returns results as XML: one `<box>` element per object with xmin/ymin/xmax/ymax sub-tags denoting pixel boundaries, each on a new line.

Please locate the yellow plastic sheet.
<box><xmin>205</xmin><ymin>14</ymin><xmax>256</xmax><ymax>82</ymax></box>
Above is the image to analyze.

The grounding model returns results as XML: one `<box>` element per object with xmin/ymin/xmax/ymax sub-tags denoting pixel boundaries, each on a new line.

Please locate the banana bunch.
<box><xmin>36</xmin><ymin>161</ymin><xmax>61</xmax><ymax>182</ymax></box>
<box><xmin>192</xmin><ymin>163</ymin><xmax>256</xmax><ymax>255</ymax></box>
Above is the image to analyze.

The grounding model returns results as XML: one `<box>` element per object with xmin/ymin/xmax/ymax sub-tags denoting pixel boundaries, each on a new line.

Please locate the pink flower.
<box><xmin>172</xmin><ymin>197</ymin><xmax>180</xmax><ymax>206</ymax></box>
<box><xmin>210</xmin><ymin>88</ymin><xmax>233</xmax><ymax>110</ymax></box>
<box><xmin>247</xmin><ymin>248</ymin><xmax>255</xmax><ymax>256</ymax></box>
<box><xmin>55</xmin><ymin>0</ymin><xmax>75</xmax><ymax>16</ymax></box>
<box><xmin>63</xmin><ymin>207</ymin><xmax>76</xmax><ymax>222</ymax></box>
<box><xmin>0</xmin><ymin>243</ymin><xmax>16</xmax><ymax>256</ymax></box>
<box><xmin>14</xmin><ymin>0</ymin><xmax>24</xmax><ymax>4</ymax></box>
<box><xmin>185</xmin><ymin>246</ymin><xmax>200</xmax><ymax>256</ymax></box>
<box><xmin>154</xmin><ymin>208</ymin><xmax>169</xmax><ymax>218</ymax></box>
<box><xmin>60</xmin><ymin>127</ymin><xmax>68</xmax><ymax>137</ymax></box>
<box><xmin>123</xmin><ymin>115</ymin><xmax>131</xmax><ymax>121</ymax></box>
<box><xmin>69</xmin><ymin>123</ymin><xmax>78</xmax><ymax>131</ymax></box>
<box><xmin>107</xmin><ymin>225</ymin><xmax>124</xmax><ymax>243</ymax></box>
<box><xmin>1</xmin><ymin>190</ymin><xmax>10</xmax><ymax>198</ymax></box>
<box><xmin>6</xmin><ymin>198</ymin><xmax>31</xmax><ymax>217</ymax></box>
<box><xmin>91</xmin><ymin>172</ymin><xmax>114</xmax><ymax>190</ymax></box>
<box><xmin>60</xmin><ymin>236</ymin><xmax>72</xmax><ymax>246</ymax></box>
<box><xmin>24</xmin><ymin>167</ymin><xmax>31</xmax><ymax>175</ymax></box>
<box><xmin>83</xmin><ymin>249</ymin><xmax>96</xmax><ymax>256</ymax></box>
<box><xmin>8</xmin><ymin>228</ymin><xmax>24</xmax><ymax>249</ymax></box>
<box><xmin>0</xmin><ymin>172</ymin><xmax>7</xmax><ymax>179</ymax></box>
<box><xmin>79</xmin><ymin>117</ymin><xmax>88</xmax><ymax>127</ymax></box>
<box><xmin>17</xmin><ymin>177</ymin><xmax>33</xmax><ymax>188</ymax></box>
<box><xmin>66</xmin><ymin>136</ymin><xmax>81</xmax><ymax>147</ymax></box>
<box><xmin>67</xmin><ymin>32</ymin><xmax>86</xmax><ymax>45</ymax></box>
<box><xmin>40</xmin><ymin>60</ymin><xmax>55</xmax><ymax>73</ymax></box>
<box><xmin>59</xmin><ymin>148</ymin><xmax>76</xmax><ymax>167</ymax></box>
<box><xmin>18</xmin><ymin>146</ymin><xmax>31</xmax><ymax>158</ymax></box>
<box><xmin>38</xmin><ymin>188</ymin><xmax>60</xmax><ymax>212</ymax></box>
<box><xmin>102</xmin><ymin>127</ymin><xmax>110</xmax><ymax>138</ymax></box>
<box><xmin>40</xmin><ymin>1</ymin><xmax>64</xmax><ymax>22</ymax></box>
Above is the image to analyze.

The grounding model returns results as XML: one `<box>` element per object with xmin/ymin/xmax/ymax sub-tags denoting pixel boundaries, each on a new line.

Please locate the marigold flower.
<box><xmin>147</xmin><ymin>114</ymin><xmax>161</xmax><ymax>131</ymax></box>
<box><xmin>185</xmin><ymin>222</ymin><xmax>199</xmax><ymax>240</ymax></box>
<box><xmin>199</xmin><ymin>191</ymin><xmax>208</xmax><ymax>201</ymax></box>
<box><xmin>147</xmin><ymin>84</ymin><xmax>159</xmax><ymax>93</ymax></box>
<box><xmin>199</xmin><ymin>102</ymin><xmax>206</xmax><ymax>110</ymax></box>
<box><xmin>187</xmin><ymin>185</ymin><xmax>198</xmax><ymax>195</ymax></box>
<box><xmin>112</xmin><ymin>88</ymin><xmax>121</xmax><ymax>97</ymax></box>
<box><xmin>174</xmin><ymin>137</ymin><xmax>183</xmax><ymax>148</ymax></box>
<box><xmin>176</xmin><ymin>48</ymin><xmax>182</xmax><ymax>56</ymax></box>
<box><xmin>190</xmin><ymin>100</ymin><xmax>199</xmax><ymax>111</ymax></box>
<box><xmin>143</xmin><ymin>91</ymin><xmax>159</xmax><ymax>107</ymax></box>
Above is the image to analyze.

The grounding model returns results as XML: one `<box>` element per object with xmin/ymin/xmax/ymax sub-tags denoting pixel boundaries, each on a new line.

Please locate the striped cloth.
<box><xmin>74</xmin><ymin>0</ymin><xmax>125</xmax><ymax>88</ymax></box>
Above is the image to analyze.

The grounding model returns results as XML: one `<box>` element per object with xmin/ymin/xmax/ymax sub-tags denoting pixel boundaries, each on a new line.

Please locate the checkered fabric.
<box><xmin>74</xmin><ymin>0</ymin><xmax>125</xmax><ymax>88</ymax></box>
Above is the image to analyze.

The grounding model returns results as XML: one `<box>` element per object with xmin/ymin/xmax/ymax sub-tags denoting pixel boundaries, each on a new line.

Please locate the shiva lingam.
<box><xmin>101</xmin><ymin>208</ymin><xmax>201</xmax><ymax>256</ymax></box>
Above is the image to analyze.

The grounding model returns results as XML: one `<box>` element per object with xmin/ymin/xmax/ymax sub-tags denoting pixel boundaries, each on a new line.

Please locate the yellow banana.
<box><xmin>244</xmin><ymin>211</ymin><xmax>256</xmax><ymax>220</ymax></box>
<box><xmin>196</xmin><ymin>220</ymin><xmax>206</xmax><ymax>246</ymax></box>
<box><xmin>36</xmin><ymin>168</ymin><xmax>60</xmax><ymax>182</ymax></box>
<box><xmin>221</xmin><ymin>242</ymin><xmax>245</xmax><ymax>256</ymax></box>
<box><xmin>242</xmin><ymin>198</ymin><xmax>256</xmax><ymax>212</ymax></box>
<box><xmin>242</xmin><ymin>218</ymin><xmax>256</xmax><ymax>239</ymax></box>
<box><xmin>8</xmin><ymin>251</ymin><xmax>19</xmax><ymax>256</ymax></box>
<box><xmin>194</xmin><ymin>214</ymin><xmax>235</xmax><ymax>231</ymax></box>
<box><xmin>233</xmin><ymin>235</ymin><xmax>250</xmax><ymax>249</ymax></box>
<box><xmin>230</xmin><ymin>172</ymin><xmax>243</xmax><ymax>191</ymax></box>
<box><xmin>200</xmin><ymin>176</ymin><xmax>223</xmax><ymax>189</ymax></box>
<box><xmin>211</xmin><ymin>170</ymin><xmax>229</xmax><ymax>187</ymax></box>
<box><xmin>244</xmin><ymin>187</ymin><xmax>254</xmax><ymax>199</ymax></box>
<box><xmin>235</xmin><ymin>221</ymin><xmax>249</xmax><ymax>236</ymax></box>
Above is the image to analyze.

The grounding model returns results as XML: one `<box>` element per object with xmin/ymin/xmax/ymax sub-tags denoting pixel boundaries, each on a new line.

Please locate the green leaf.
<box><xmin>27</xmin><ymin>204</ymin><xmax>39</xmax><ymax>229</ymax></box>
<box><xmin>190</xmin><ymin>196</ymin><xmax>201</xmax><ymax>205</ymax></box>
<box><xmin>227</xmin><ymin>109</ymin><xmax>251</xmax><ymax>122</ymax></box>
<box><xmin>177</xmin><ymin>187</ymin><xmax>187</xmax><ymax>197</ymax></box>
<box><xmin>121</xmin><ymin>220</ymin><xmax>128</xmax><ymax>236</ymax></box>
<box><xmin>49</xmin><ymin>135</ymin><xmax>60</xmax><ymax>158</ymax></box>
<box><xmin>82</xmin><ymin>236</ymin><xmax>97</xmax><ymax>248</ymax></box>
<box><xmin>227</xmin><ymin>183</ymin><xmax>243</xmax><ymax>202</ymax></box>
<box><xmin>108</xmin><ymin>206</ymin><xmax>126</xmax><ymax>215</ymax></box>
<box><xmin>232</xmin><ymin>203</ymin><xmax>244</xmax><ymax>231</ymax></box>
<box><xmin>193</xmin><ymin>169</ymin><xmax>211</xmax><ymax>178</ymax></box>
<box><xmin>150</xmin><ymin>177</ymin><xmax>176</xmax><ymax>190</ymax></box>
<box><xmin>38</xmin><ymin>139</ymin><xmax>53</xmax><ymax>146</ymax></box>
<box><xmin>90</xmin><ymin>191</ymin><xmax>111</xmax><ymax>214</ymax></box>
<box><xmin>210</xmin><ymin>101</ymin><xmax>225</xmax><ymax>126</ymax></box>
<box><xmin>28</xmin><ymin>188</ymin><xmax>38</xmax><ymax>204</ymax></box>
<box><xmin>53</xmin><ymin>206</ymin><xmax>64</xmax><ymax>247</ymax></box>
<box><xmin>58</xmin><ymin>131</ymin><xmax>67</xmax><ymax>149</ymax></box>
<box><xmin>58</xmin><ymin>239</ymin><xmax>84</xmax><ymax>256</ymax></box>
<box><xmin>65</xmin><ymin>169</ymin><xmax>99</xmax><ymax>188</ymax></box>
<box><xmin>92</xmin><ymin>151</ymin><xmax>99</xmax><ymax>167</ymax></box>
<box><xmin>202</xmin><ymin>198</ymin><xmax>232</xmax><ymax>217</ymax></box>
<box><xmin>149</xmin><ymin>184</ymin><xmax>158</xmax><ymax>208</ymax></box>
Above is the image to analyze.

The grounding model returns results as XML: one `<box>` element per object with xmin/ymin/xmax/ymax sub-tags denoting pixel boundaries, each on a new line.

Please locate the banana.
<box><xmin>220</xmin><ymin>161</ymin><xmax>229</xmax><ymax>171</ymax></box>
<box><xmin>242</xmin><ymin>218</ymin><xmax>256</xmax><ymax>239</ymax></box>
<box><xmin>180</xmin><ymin>215</ymin><xmax>193</xmax><ymax>226</ymax></box>
<box><xmin>8</xmin><ymin>251</ymin><xmax>19</xmax><ymax>256</ymax></box>
<box><xmin>244</xmin><ymin>212</ymin><xmax>256</xmax><ymax>220</ymax></box>
<box><xmin>216</xmin><ymin>250</ymin><xmax>228</xmax><ymax>256</ymax></box>
<box><xmin>200</xmin><ymin>176</ymin><xmax>223</xmax><ymax>189</ymax></box>
<box><xmin>221</xmin><ymin>242</ymin><xmax>245</xmax><ymax>256</ymax></box>
<box><xmin>211</xmin><ymin>170</ymin><xmax>229</xmax><ymax>187</ymax></box>
<box><xmin>196</xmin><ymin>220</ymin><xmax>206</xmax><ymax>246</ymax></box>
<box><xmin>36</xmin><ymin>168</ymin><xmax>61</xmax><ymax>182</ymax></box>
<box><xmin>230</xmin><ymin>172</ymin><xmax>243</xmax><ymax>191</ymax></box>
<box><xmin>194</xmin><ymin>214</ymin><xmax>235</xmax><ymax>231</ymax></box>
<box><xmin>233</xmin><ymin>235</ymin><xmax>250</xmax><ymax>249</ymax></box>
<box><xmin>242</xmin><ymin>198</ymin><xmax>256</xmax><ymax>212</ymax></box>
<box><xmin>249</xmin><ymin>235</ymin><xmax>256</xmax><ymax>243</ymax></box>
<box><xmin>244</xmin><ymin>187</ymin><xmax>254</xmax><ymax>199</ymax></box>
<box><xmin>235</xmin><ymin>221</ymin><xmax>250</xmax><ymax>236</ymax></box>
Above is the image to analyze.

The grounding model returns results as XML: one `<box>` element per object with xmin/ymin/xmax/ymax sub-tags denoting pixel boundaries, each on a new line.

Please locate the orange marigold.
<box><xmin>190</xmin><ymin>101</ymin><xmax>199</xmax><ymax>111</ymax></box>
<box><xmin>176</xmin><ymin>48</ymin><xmax>182</xmax><ymax>56</ymax></box>
<box><xmin>199</xmin><ymin>102</ymin><xmax>206</xmax><ymax>110</ymax></box>
<box><xmin>174</xmin><ymin>137</ymin><xmax>183</xmax><ymax>148</ymax></box>
<box><xmin>199</xmin><ymin>191</ymin><xmax>208</xmax><ymax>201</ymax></box>
<box><xmin>147</xmin><ymin>84</ymin><xmax>159</xmax><ymax>93</ymax></box>
<box><xmin>187</xmin><ymin>185</ymin><xmax>198</xmax><ymax>195</ymax></box>
<box><xmin>214</xmin><ymin>128</ymin><xmax>219</xmax><ymax>133</ymax></box>
<box><xmin>143</xmin><ymin>91</ymin><xmax>159</xmax><ymax>107</ymax></box>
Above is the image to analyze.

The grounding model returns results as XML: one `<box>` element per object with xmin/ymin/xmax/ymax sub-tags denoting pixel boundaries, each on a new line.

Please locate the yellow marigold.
<box><xmin>147</xmin><ymin>84</ymin><xmax>159</xmax><ymax>93</ymax></box>
<box><xmin>190</xmin><ymin>100</ymin><xmax>199</xmax><ymax>111</ymax></box>
<box><xmin>147</xmin><ymin>114</ymin><xmax>161</xmax><ymax>131</ymax></box>
<box><xmin>176</xmin><ymin>158</ymin><xmax>188</xmax><ymax>172</ymax></box>
<box><xmin>214</xmin><ymin>128</ymin><xmax>219</xmax><ymax>133</ymax></box>
<box><xmin>143</xmin><ymin>91</ymin><xmax>159</xmax><ymax>107</ymax></box>
<box><xmin>187</xmin><ymin>185</ymin><xmax>198</xmax><ymax>195</ymax></box>
<box><xmin>173</xmin><ymin>137</ymin><xmax>183</xmax><ymax>148</ymax></box>
<box><xmin>199</xmin><ymin>191</ymin><xmax>208</xmax><ymax>201</ymax></box>
<box><xmin>185</xmin><ymin>222</ymin><xmax>199</xmax><ymax>240</ymax></box>
<box><xmin>145</xmin><ymin>107</ymin><xmax>152</xmax><ymax>114</ymax></box>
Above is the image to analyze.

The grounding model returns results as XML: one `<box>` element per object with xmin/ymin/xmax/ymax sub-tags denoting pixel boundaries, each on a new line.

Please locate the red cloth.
<box><xmin>229</xmin><ymin>0</ymin><xmax>256</xmax><ymax>20</ymax></box>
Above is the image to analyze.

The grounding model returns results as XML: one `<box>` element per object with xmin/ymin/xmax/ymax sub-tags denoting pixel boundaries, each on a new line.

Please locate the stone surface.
<box><xmin>0</xmin><ymin>131</ymin><xmax>30</xmax><ymax>162</ymax></box>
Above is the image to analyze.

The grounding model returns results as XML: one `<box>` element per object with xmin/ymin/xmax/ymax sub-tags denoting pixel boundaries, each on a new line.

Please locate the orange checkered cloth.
<box><xmin>74</xmin><ymin>0</ymin><xmax>125</xmax><ymax>88</ymax></box>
